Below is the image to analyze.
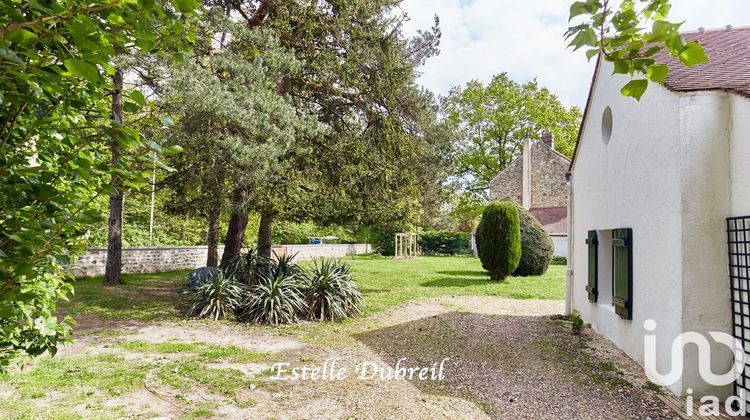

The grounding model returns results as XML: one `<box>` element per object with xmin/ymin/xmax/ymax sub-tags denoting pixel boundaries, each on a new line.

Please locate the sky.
<box><xmin>400</xmin><ymin>0</ymin><xmax>750</xmax><ymax>108</ymax></box>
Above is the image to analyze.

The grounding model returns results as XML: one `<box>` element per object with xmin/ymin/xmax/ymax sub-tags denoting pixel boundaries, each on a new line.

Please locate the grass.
<box><xmin>0</xmin><ymin>255</ymin><xmax>565</xmax><ymax>418</ymax></box>
<box><xmin>118</xmin><ymin>340</ymin><xmax>267</xmax><ymax>363</ymax></box>
<box><xmin>62</xmin><ymin>270</ymin><xmax>191</xmax><ymax>321</ymax></box>
<box><xmin>61</xmin><ymin>256</ymin><xmax>564</xmax><ymax>322</ymax></box>
<box><xmin>348</xmin><ymin>256</ymin><xmax>565</xmax><ymax>315</ymax></box>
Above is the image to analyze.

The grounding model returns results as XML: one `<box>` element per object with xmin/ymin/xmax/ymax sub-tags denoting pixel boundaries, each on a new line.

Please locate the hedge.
<box><xmin>419</xmin><ymin>231</ymin><xmax>471</xmax><ymax>255</ymax></box>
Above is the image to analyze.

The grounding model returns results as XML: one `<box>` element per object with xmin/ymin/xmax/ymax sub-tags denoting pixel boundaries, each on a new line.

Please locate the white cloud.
<box><xmin>401</xmin><ymin>0</ymin><xmax>750</xmax><ymax>108</ymax></box>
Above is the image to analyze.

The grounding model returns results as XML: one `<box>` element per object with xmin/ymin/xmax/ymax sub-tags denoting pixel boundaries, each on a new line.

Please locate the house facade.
<box><xmin>489</xmin><ymin>134</ymin><xmax>570</xmax><ymax>257</ymax></box>
<box><xmin>569</xmin><ymin>27</ymin><xmax>750</xmax><ymax>399</ymax></box>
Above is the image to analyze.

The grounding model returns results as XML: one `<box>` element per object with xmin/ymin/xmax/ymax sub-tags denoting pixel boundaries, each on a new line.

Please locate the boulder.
<box><xmin>187</xmin><ymin>267</ymin><xmax>219</xmax><ymax>288</ymax></box>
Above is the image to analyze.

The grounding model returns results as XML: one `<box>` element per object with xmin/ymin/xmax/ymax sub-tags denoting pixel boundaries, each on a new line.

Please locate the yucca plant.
<box><xmin>300</xmin><ymin>259</ymin><xmax>363</xmax><ymax>322</ymax></box>
<box><xmin>273</xmin><ymin>251</ymin><xmax>299</xmax><ymax>278</ymax></box>
<box><xmin>235</xmin><ymin>272</ymin><xmax>307</xmax><ymax>325</ymax></box>
<box><xmin>185</xmin><ymin>271</ymin><xmax>245</xmax><ymax>321</ymax></box>
<box><xmin>224</xmin><ymin>248</ymin><xmax>273</xmax><ymax>286</ymax></box>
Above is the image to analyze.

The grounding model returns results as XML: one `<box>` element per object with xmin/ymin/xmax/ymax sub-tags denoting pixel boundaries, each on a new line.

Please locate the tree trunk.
<box><xmin>104</xmin><ymin>68</ymin><xmax>124</xmax><ymax>286</ymax></box>
<box><xmin>257</xmin><ymin>209</ymin><xmax>273</xmax><ymax>260</ymax></box>
<box><xmin>206</xmin><ymin>204</ymin><xmax>221</xmax><ymax>267</ymax></box>
<box><xmin>220</xmin><ymin>188</ymin><xmax>248</xmax><ymax>267</ymax></box>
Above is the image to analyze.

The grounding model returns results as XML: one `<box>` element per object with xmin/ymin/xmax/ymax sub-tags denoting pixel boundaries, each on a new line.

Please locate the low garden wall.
<box><xmin>71</xmin><ymin>244</ymin><xmax>371</xmax><ymax>277</ymax></box>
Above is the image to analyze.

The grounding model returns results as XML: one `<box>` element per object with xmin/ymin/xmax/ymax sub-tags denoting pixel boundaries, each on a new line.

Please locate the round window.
<box><xmin>602</xmin><ymin>106</ymin><xmax>613</xmax><ymax>144</ymax></box>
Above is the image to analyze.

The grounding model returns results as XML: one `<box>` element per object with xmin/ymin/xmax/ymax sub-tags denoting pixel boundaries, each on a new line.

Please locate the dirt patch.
<box><xmin>125</xmin><ymin>323</ymin><xmax>305</xmax><ymax>354</ymax></box>
<box><xmin>205</xmin><ymin>362</ymin><xmax>270</xmax><ymax>378</ymax></box>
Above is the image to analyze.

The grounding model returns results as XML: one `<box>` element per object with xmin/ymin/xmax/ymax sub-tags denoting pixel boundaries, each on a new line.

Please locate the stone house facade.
<box><xmin>488</xmin><ymin>134</ymin><xmax>570</xmax><ymax>256</ymax></box>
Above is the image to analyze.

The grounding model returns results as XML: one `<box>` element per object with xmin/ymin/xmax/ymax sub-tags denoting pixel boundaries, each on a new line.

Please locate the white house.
<box><xmin>568</xmin><ymin>26</ymin><xmax>750</xmax><ymax>400</ymax></box>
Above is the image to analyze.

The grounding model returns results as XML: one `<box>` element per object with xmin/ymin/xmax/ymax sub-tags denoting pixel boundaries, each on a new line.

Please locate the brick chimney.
<box><xmin>541</xmin><ymin>132</ymin><xmax>554</xmax><ymax>148</ymax></box>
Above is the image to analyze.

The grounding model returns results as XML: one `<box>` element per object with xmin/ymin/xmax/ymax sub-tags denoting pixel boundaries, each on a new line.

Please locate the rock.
<box><xmin>187</xmin><ymin>267</ymin><xmax>219</xmax><ymax>288</ymax></box>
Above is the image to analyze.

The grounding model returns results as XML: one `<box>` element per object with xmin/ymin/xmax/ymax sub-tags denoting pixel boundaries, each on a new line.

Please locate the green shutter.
<box><xmin>585</xmin><ymin>230</ymin><xmax>598</xmax><ymax>303</ymax></box>
<box><xmin>612</xmin><ymin>228</ymin><xmax>633</xmax><ymax>320</ymax></box>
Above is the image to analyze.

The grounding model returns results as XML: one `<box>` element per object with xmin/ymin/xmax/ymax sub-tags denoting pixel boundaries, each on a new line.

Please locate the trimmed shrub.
<box><xmin>419</xmin><ymin>231</ymin><xmax>471</xmax><ymax>255</ymax></box>
<box><xmin>300</xmin><ymin>259</ymin><xmax>363</xmax><ymax>321</ymax></box>
<box><xmin>513</xmin><ymin>203</ymin><xmax>555</xmax><ymax>276</ymax></box>
<box><xmin>476</xmin><ymin>201</ymin><xmax>521</xmax><ymax>281</ymax></box>
<box><xmin>185</xmin><ymin>271</ymin><xmax>245</xmax><ymax>321</ymax></box>
<box><xmin>235</xmin><ymin>272</ymin><xmax>307</xmax><ymax>325</ymax></box>
<box><xmin>551</xmin><ymin>256</ymin><xmax>567</xmax><ymax>266</ymax></box>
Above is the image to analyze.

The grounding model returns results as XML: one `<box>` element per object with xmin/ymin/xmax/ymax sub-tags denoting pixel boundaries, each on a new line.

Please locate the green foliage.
<box><xmin>185</xmin><ymin>271</ymin><xmax>244</xmax><ymax>321</ymax></box>
<box><xmin>368</xmin><ymin>226</ymin><xmax>402</xmax><ymax>256</ymax></box>
<box><xmin>419</xmin><ymin>231</ymin><xmax>471</xmax><ymax>255</ymax></box>
<box><xmin>235</xmin><ymin>272</ymin><xmax>307</xmax><ymax>326</ymax></box>
<box><xmin>570</xmin><ymin>313</ymin><xmax>584</xmax><ymax>335</ymax></box>
<box><xmin>224</xmin><ymin>248</ymin><xmax>270</xmax><ymax>286</ymax></box>
<box><xmin>566</xmin><ymin>0</ymin><xmax>708</xmax><ymax>100</ymax></box>
<box><xmin>0</xmin><ymin>0</ymin><xmax>197</xmax><ymax>370</ymax></box>
<box><xmin>300</xmin><ymin>259</ymin><xmax>363</xmax><ymax>322</ymax></box>
<box><xmin>513</xmin><ymin>203</ymin><xmax>555</xmax><ymax>276</ymax></box>
<box><xmin>476</xmin><ymin>202</ymin><xmax>522</xmax><ymax>281</ymax></box>
<box><xmin>444</xmin><ymin>74</ymin><xmax>581</xmax><ymax>207</ymax></box>
<box><xmin>551</xmin><ymin>256</ymin><xmax>568</xmax><ymax>266</ymax></box>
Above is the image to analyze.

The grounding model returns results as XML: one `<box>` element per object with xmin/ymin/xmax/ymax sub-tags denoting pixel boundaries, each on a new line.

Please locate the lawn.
<box><xmin>62</xmin><ymin>256</ymin><xmax>566</xmax><ymax>321</ymax></box>
<box><xmin>349</xmin><ymin>256</ymin><xmax>565</xmax><ymax>315</ymax></box>
<box><xmin>1</xmin><ymin>256</ymin><xmax>567</xmax><ymax>418</ymax></box>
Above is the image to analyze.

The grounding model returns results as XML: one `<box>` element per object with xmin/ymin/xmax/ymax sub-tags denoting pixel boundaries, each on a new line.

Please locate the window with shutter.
<box><xmin>612</xmin><ymin>228</ymin><xmax>633</xmax><ymax>320</ymax></box>
<box><xmin>586</xmin><ymin>230</ymin><xmax>598</xmax><ymax>303</ymax></box>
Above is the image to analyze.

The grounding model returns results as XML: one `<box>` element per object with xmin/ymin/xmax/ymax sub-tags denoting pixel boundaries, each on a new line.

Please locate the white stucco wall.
<box><xmin>571</xmin><ymin>60</ymin><xmax>686</xmax><ymax>395</ymax></box>
<box><xmin>678</xmin><ymin>92</ymin><xmax>732</xmax><ymax>397</ymax></box>
<box><xmin>572</xmin><ymin>61</ymin><xmax>745</xmax><ymax>397</ymax></box>
<box><xmin>730</xmin><ymin>95</ymin><xmax>750</xmax><ymax>216</ymax></box>
<box><xmin>551</xmin><ymin>235</ymin><xmax>568</xmax><ymax>258</ymax></box>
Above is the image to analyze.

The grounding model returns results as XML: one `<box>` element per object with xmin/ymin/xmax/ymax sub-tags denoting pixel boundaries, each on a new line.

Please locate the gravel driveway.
<box><xmin>356</xmin><ymin>305</ymin><xmax>676</xmax><ymax>419</ymax></box>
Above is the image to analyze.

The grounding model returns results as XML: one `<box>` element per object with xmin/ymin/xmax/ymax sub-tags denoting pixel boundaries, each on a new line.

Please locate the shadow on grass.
<box><xmin>435</xmin><ymin>270</ymin><xmax>487</xmax><ymax>277</ymax></box>
<box><xmin>420</xmin><ymin>276</ymin><xmax>492</xmax><ymax>288</ymax></box>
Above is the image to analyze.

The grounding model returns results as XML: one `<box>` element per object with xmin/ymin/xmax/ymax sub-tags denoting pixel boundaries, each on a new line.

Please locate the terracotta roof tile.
<box><xmin>657</xmin><ymin>27</ymin><xmax>750</xmax><ymax>98</ymax></box>
<box><xmin>529</xmin><ymin>207</ymin><xmax>567</xmax><ymax>236</ymax></box>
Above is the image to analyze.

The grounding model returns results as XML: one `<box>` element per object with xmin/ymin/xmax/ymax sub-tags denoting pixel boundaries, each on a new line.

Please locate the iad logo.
<box><xmin>643</xmin><ymin>319</ymin><xmax>746</xmax><ymax>387</ymax></box>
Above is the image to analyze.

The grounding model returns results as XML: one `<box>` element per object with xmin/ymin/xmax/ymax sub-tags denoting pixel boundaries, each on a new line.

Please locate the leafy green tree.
<box><xmin>162</xmin><ymin>11</ymin><xmax>319</xmax><ymax>266</ymax></box>
<box><xmin>566</xmin><ymin>0</ymin><xmax>708</xmax><ymax>100</ymax></box>
<box><xmin>0</xmin><ymin>0</ymin><xmax>197</xmax><ymax>370</ymax></box>
<box><xmin>218</xmin><ymin>1</ymin><xmax>444</xmax><ymax>259</ymax></box>
<box><xmin>444</xmin><ymin>74</ymin><xmax>581</xmax><ymax>207</ymax></box>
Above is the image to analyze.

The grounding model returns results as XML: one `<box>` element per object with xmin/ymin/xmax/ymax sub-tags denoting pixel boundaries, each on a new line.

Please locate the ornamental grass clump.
<box><xmin>185</xmin><ymin>271</ymin><xmax>245</xmax><ymax>321</ymax></box>
<box><xmin>300</xmin><ymin>259</ymin><xmax>363</xmax><ymax>322</ymax></box>
<box><xmin>235</xmin><ymin>272</ymin><xmax>307</xmax><ymax>325</ymax></box>
<box><xmin>476</xmin><ymin>201</ymin><xmax>522</xmax><ymax>281</ymax></box>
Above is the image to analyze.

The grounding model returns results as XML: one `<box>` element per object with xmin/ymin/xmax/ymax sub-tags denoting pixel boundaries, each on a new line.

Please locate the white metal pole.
<box><xmin>148</xmin><ymin>156</ymin><xmax>157</xmax><ymax>244</ymax></box>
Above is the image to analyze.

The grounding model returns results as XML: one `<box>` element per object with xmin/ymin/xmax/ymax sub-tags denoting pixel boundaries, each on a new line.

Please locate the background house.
<box><xmin>569</xmin><ymin>27</ymin><xmax>750</xmax><ymax>399</ymax></box>
<box><xmin>489</xmin><ymin>133</ymin><xmax>570</xmax><ymax>257</ymax></box>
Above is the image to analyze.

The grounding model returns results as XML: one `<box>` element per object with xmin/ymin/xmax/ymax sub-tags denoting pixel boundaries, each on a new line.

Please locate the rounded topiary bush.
<box><xmin>512</xmin><ymin>202</ymin><xmax>555</xmax><ymax>276</ymax></box>
<box><xmin>476</xmin><ymin>201</ymin><xmax>521</xmax><ymax>281</ymax></box>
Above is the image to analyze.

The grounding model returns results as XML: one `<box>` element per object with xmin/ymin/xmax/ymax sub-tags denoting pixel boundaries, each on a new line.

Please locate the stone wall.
<box><xmin>530</xmin><ymin>143</ymin><xmax>569</xmax><ymax>209</ymax></box>
<box><xmin>488</xmin><ymin>141</ymin><xmax>569</xmax><ymax>208</ymax></box>
<box><xmin>488</xmin><ymin>157</ymin><xmax>523</xmax><ymax>203</ymax></box>
<box><xmin>71</xmin><ymin>244</ymin><xmax>372</xmax><ymax>277</ymax></box>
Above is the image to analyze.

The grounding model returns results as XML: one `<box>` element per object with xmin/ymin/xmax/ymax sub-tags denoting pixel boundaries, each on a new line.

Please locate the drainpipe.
<box><xmin>565</xmin><ymin>172</ymin><xmax>574</xmax><ymax>315</ymax></box>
